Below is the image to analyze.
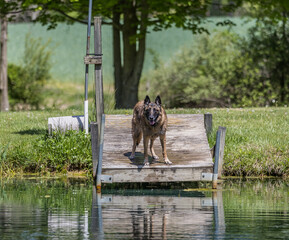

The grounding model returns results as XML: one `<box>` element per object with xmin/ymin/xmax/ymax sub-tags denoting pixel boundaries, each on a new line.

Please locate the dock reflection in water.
<box><xmin>90</xmin><ymin>187</ymin><xmax>225</xmax><ymax>239</ymax></box>
<box><xmin>2</xmin><ymin>179</ymin><xmax>288</xmax><ymax>239</ymax></box>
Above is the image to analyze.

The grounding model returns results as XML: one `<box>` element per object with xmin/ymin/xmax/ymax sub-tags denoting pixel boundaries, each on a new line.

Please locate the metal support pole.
<box><xmin>84</xmin><ymin>0</ymin><xmax>93</xmax><ymax>134</ymax></box>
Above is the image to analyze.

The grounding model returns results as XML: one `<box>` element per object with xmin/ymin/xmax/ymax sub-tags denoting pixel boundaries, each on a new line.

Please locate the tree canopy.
<box><xmin>2</xmin><ymin>0</ymin><xmax>288</xmax><ymax>109</ymax></box>
<box><xmin>14</xmin><ymin>0</ymin><xmax>241</xmax><ymax>108</ymax></box>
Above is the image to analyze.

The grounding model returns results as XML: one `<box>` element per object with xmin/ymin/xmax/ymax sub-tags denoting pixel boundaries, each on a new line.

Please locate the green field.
<box><xmin>1</xmin><ymin>108</ymin><xmax>288</xmax><ymax>178</ymax></box>
<box><xmin>8</xmin><ymin>17</ymin><xmax>254</xmax><ymax>83</ymax></box>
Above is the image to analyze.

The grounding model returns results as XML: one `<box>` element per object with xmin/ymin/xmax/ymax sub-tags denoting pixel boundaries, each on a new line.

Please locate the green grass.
<box><xmin>1</xmin><ymin>107</ymin><xmax>289</xmax><ymax>178</ymax></box>
<box><xmin>167</xmin><ymin>108</ymin><xmax>289</xmax><ymax>177</ymax></box>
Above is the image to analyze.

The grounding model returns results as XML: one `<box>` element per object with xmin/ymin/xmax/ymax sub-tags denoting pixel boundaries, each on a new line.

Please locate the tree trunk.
<box><xmin>280</xmin><ymin>11</ymin><xmax>287</xmax><ymax>103</ymax></box>
<box><xmin>113</xmin><ymin>1</ymin><xmax>147</xmax><ymax>109</ymax></box>
<box><xmin>0</xmin><ymin>16</ymin><xmax>9</xmax><ymax>111</ymax></box>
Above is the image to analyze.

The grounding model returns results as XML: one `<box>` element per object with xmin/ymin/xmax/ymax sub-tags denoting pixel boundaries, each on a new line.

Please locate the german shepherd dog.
<box><xmin>129</xmin><ymin>95</ymin><xmax>172</xmax><ymax>166</ymax></box>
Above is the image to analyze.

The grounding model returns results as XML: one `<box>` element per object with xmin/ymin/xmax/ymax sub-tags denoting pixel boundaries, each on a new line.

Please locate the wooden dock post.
<box><xmin>94</xmin><ymin>16</ymin><xmax>104</xmax><ymax>135</ymax></box>
<box><xmin>212</xmin><ymin>126</ymin><xmax>226</xmax><ymax>189</ymax></box>
<box><xmin>96</xmin><ymin>114</ymin><xmax>105</xmax><ymax>192</ymax></box>
<box><xmin>204</xmin><ymin>113</ymin><xmax>213</xmax><ymax>136</ymax></box>
<box><xmin>93</xmin><ymin>17</ymin><xmax>104</xmax><ymax>191</ymax></box>
<box><xmin>91</xmin><ymin>122</ymin><xmax>99</xmax><ymax>181</ymax></box>
<box><xmin>86</xmin><ymin>16</ymin><xmax>105</xmax><ymax>189</ymax></box>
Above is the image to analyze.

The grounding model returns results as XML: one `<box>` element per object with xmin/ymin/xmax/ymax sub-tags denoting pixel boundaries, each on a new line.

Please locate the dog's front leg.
<box><xmin>150</xmin><ymin>137</ymin><xmax>159</xmax><ymax>160</ymax></box>
<box><xmin>160</xmin><ymin>134</ymin><xmax>172</xmax><ymax>165</ymax></box>
<box><xmin>129</xmin><ymin>140</ymin><xmax>137</xmax><ymax>160</ymax></box>
<box><xmin>143</xmin><ymin>135</ymin><xmax>150</xmax><ymax>166</ymax></box>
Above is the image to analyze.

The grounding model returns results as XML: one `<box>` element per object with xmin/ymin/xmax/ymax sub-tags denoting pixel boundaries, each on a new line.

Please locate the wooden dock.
<box><xmin>79</xmin><ymin>17</ymin><xmax>226</xmax><ymax>188</ymax></box>
<box><xmin>100</xmin><ymin>114</ymin><xmax>213</xmax><ymax>183</ymax></box>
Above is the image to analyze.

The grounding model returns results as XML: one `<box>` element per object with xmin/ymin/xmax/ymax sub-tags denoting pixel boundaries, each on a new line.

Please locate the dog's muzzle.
<box><xmin>149</xmin><ymin>116</ymin><xmax>158</xmax><ymax>126</ymax></box>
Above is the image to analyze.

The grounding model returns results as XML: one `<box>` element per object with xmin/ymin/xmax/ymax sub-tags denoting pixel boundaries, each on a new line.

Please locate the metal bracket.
<box><xmin>84</xmin><ymin>55</ymin><xmax>102</xmax><ymax>65</ymax></box>
<box><xmin>101</xmin><ymin>195</ymin><xmax>113</xmax><ymax>203</ymax></box>
<box><xmin>100</xmin><ymin>175</ymin><xmax>113</xmax><ymax>183</ymax></box>
<box><xmin>201</xmin><ymin>198</ymin><xmax>214</xmax><ymax>207</ymax></box>
<box><xmin>201</xmin><ymin>172</ymin><xmax>213</xmax><ymax>181</ymax></box>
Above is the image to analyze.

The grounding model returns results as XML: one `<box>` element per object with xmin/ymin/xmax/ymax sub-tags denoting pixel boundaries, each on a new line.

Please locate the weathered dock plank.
<box><xmin>101</xmin><ymin>114</ymin><xmax>213</xmax><ymax>183</ymax></box>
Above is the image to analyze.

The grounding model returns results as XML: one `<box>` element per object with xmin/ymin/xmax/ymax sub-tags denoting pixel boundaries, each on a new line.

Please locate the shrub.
<box><xmin>8</xmin><ymin>34</ymin><xmax>52</xmax><ymax>109</ymax></box>
<box><xmin>147</xmin><ymin>30</ymin><xmax>274</xmax><ymax>108</ymax></box>
<box><xmin>8</xmin><ymin>130</ymin><xmax>92</xmax><ymax>174</ymax></box>
<box><xmin>32</xmin><ymin>130</ymin><xmax>92</xmax><ymax>173</ymax></box>
<box><xmin>243</xmin><ymin>21</ymin><xmax>289</xmax><ymax>104</ymax></box>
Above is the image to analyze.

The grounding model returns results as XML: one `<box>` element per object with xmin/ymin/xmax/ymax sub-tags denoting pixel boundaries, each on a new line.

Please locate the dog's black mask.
<box><xmin>144</xmin><ymin>96</ymin><xmax>162</xmax><ymax>126</ymax></box>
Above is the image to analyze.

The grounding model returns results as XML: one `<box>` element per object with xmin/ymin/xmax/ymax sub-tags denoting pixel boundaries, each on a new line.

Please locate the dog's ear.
<box><xmin>144</xmin><ymin>95</ymin><xmax>151</xmax><ymax>105</ymax></box>
<box><xmin>155</xmin><ymin>95</ymin><xmax>162</xmax><ymax>106</ymax></box>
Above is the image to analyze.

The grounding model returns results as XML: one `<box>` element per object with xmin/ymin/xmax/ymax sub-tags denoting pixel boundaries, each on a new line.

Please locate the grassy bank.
<box><xmin>168</xmin><ymin>108</ymin><xmax>289</xmax><ymax>177</ymax></box>
<box><xmin>1</xmin><ymin>107</ymin><xmax>288</xmax><ymax>178</ymax></box>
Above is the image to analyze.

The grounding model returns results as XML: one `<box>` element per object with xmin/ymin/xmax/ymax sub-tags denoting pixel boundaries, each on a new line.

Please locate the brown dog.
<box><xmin>129</xmin><ymin>95</ymin><xmax>171</xmax><ymax>166</ymax></box>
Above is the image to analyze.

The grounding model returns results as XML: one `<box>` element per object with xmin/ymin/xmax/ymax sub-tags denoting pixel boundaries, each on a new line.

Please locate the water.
<box><xmin>0</xmin><ymin>179</ymin><xmax>288</xmax><ymax>239</ymax></box>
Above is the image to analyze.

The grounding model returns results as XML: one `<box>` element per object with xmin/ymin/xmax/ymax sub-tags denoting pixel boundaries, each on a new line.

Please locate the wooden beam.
<box><xmin>102</xmin><ymin>166</ymin><xmax>212</xmax><ymax>183</ymax></box>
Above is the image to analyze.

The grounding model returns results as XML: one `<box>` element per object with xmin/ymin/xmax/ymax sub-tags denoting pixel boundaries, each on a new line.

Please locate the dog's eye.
<box><xmin>145</xmin><ymin>109</ymin><xmax>150</xmax><ymax>116</ymax></box>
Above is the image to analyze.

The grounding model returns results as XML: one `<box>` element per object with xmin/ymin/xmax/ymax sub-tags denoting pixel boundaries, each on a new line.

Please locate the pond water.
<box><xmin>0</xmin><ymin>178</ymin><xmax>288</xmax><ymax>239</ymax></box>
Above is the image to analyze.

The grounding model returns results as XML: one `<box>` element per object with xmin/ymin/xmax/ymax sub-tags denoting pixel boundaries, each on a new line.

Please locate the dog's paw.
<box><xmin>164</xmin><ymin>158</ymin><xmax>172</xmax><ymax>165</ymax></box>
<box><xmin>144</xmin><ymin>159</ymin><xmax>150</xmax><ymax>166</ymax></box>
<box><xmin>152</xmin><ymin>155</ymin><xmax>159</xmax><ymax>160</ymax></box>
<box><xmin>129</xmin><ymin>154</ymin><xmax>135</xmax><ymax>160</ymax></box>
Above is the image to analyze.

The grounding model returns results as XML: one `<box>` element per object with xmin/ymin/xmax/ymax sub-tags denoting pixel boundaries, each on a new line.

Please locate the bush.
<box><xmin>33</xmin><ymin>130</ymin><xmax>92</xmax><ymax>173</ymax></box>
<box><xmin>8</xmin><ymin>34</ymin><xmax>51</xmax><ymax>109</ymax></box>
<box><xmin>243</xmin><ymin>21</ymin><xmax>289</xmax><ymax>104</ymax></box>
<box><xmin>8</xmin><ymin>130</ymin><xmax>92</xmax><ymax>174</ymax></box>
<box><xmin>147</xmin><ymin>30</ymin><xmax>274</xmax><ymax>108</ymax></box>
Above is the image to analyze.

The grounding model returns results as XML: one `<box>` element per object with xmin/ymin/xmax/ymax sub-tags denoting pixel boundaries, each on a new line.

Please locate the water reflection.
<box><xmin>0</xmin><ymin>179</ymin><xmax>91</xmax><ymax>240</ymax></box>
<box><xmin>91</xmin><ymin>187</ymin><xmax>225</xmax><ymax>239</ymax></box>
<box><xmin>0</xmin><ymin>179</ymin><xmax>288</xmax><ymax>239</ymax></box>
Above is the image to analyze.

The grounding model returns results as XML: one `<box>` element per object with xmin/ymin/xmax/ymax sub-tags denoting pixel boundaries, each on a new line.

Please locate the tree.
<box><xmin>242</xmin><ymin>0</ymin><xmax>289</xmax><ymax>103</ymax></box>
<box><xmin>0</xmin><ymin>15</ymin><xmax>9</xmax><ymax>111</ymax></box>
<box><xmin>0</xmin><ymin>0</ymin><xmax>37</xmax><ymax>111</ymax></box>
<box><xmin>8</xmin><ymin>34</ymin><xmax>52</xmax><ymax>110</ymax></box>
<box><xmin>28</xmin><ymin>0</ymin><xmax>241</xmax><ymax>108</ymax></box>
<box><xmin>4</xmin><ymin>1</ymin><xmax>289</xmax><ymax>109</ymax></box>
<box><xmin>1</xmin><ymin>1</ymin><xmax>242</xmax><ymax>109</ymax></box>
<box><xmin>0</xmin><ymin>0</ymin><xmax>13</xmax><ymax>112</ymax></box>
